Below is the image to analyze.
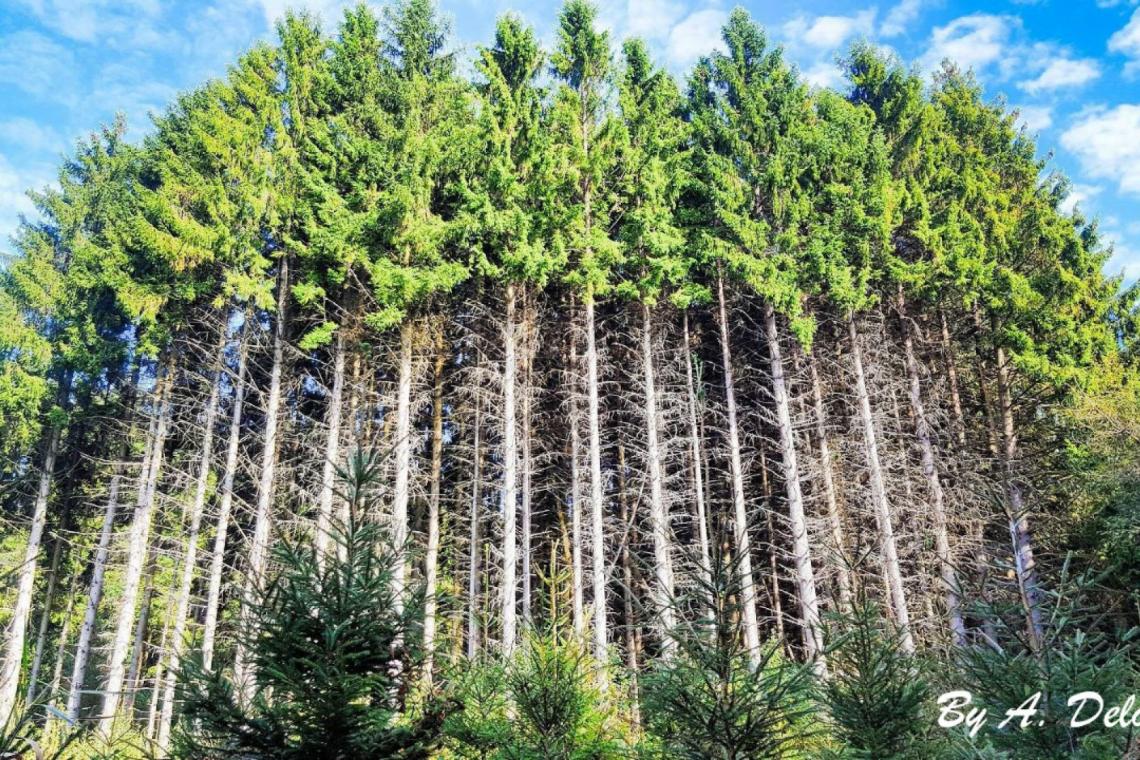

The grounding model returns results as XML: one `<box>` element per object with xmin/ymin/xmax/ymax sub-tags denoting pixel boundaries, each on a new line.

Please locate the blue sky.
<box><xmin>1</xmin><ymin>0</ymin><xmax>1138</xmax><ymax>279</ymax></box>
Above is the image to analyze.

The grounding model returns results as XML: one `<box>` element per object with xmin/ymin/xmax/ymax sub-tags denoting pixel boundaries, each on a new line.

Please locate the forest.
<box><xmin>1</xmin><ymin>0</ymin><xmax>1139</xmax><ymax>757</ymax></box>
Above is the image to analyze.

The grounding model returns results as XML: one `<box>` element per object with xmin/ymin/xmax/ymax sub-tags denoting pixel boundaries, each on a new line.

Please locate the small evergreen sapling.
<box><xmin>640</xmin><ymin>547</ymin><xmax>820</xmax><ymax>759</ymax></box>
<box><xmin>173</xmin><ymin>450</ymin><xmax>443</xmax><ymax>759</ymax></box>
<box><xmin>820</xmin><ymin>601</ymin><xmax>945</xmax><ymax>759</ymax></box>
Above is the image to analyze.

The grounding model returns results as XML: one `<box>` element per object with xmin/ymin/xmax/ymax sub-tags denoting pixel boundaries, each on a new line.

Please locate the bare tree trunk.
<box><xmin>585</xmin><ymin>297</ymin><xmax>608</xmax><ymax>665</ymax></box>
<box><xmin>939</xmin><ymin>311</ymin><xmax>967</xmax><ymax>448</ymax></box>
<box><xmin>898</xmin><ymin>292</ymin><xmax>965</xmax><ymax>646</ymax></box>
<box><xmin>316</xmin><ymin>329</ymin><xmax>347</xmax><ymax>560</ymax></box>
<box><xmin>642</xmin><ymin>304</ymin><xmax>676</xmax><ymax>656</ymax></box>
<box><xmin>122</xmin><ymin>556</ymin><xmax>157</xmax><ymax>718</ymax></box>
<box><xmin>392</xmin><ymin>319</ymin><xmax>413</xmax><ymax>613</ymax></box>
<box><xmin>971</xmin><ymin>307</ymin><xmax>1001</xmax><ymax>460</ymax></box>
<box><xmin>570</xmin><ymin>317</ymin><xmax>584</xmax><ymax>641</ymax></box>
<box><xmin>201</xmin><ymin>326</ymin><xmax>248</xmax><ymax>672</ymax></box>
<box><xmin>49</xmin><ymin>571</ymin><xmax>77</xmax><ymax>707</ymax></box>
<box><xmin>423</xmin><ymin>330</ymin><xmax>445</xmax><ymax>678</ymax></box>
<box><xmin>848</xmin><ymin>314</ymin><xmax>914</xmax><ymax>654</ymax></box>
<box><xmin>616</xmin><ymin>443</ymin><xmax>640</xmax><ymax>726</ymax></box>
<box><xmin>99</xmin><ymin>366</ymin><xmax>172</xmax><ymax>735</ymax></box>
<box><xmin>808</xmin><ymin>350</ymin><xmax>852</xmax><ymax>613</ymax></box>
<box><xmin>501</xmin><ymin>284</ymin><xmax>519</xmax><ymax>653</ymax></box>
<box><xmin>145</xmin><ymin>595</ymin><xmax>173</xmax><ymax>741</ymax></box>
<box><xmin>715</xmin><ymin>273</ymin><xmax>761</xmax><ymax>659</ymax></box>
<box><xmin>681</xmin><ymin>312</ymin><xmax>713</xmax><ymax>597</ymax></box>
<box><xmin>67</xmin><ymin>373</ymin><xmax>143</xmax><ymax>721</ymax></box>
<box><xmin>995</xmin><ymin>339</ymin><xmax>1044</xmax><ymax>649</ymax></box>
<box><xmin>467</xmin><ymin>392</ymin><xmax>482</xmax><ymax>659</ymax></box>
<box><xmin>763</xmin><ymin>305</ymin><xmax>823</xmax><ymax>663</ymax></box>
<box><xmin>156</xmin><ymin>335</ymin><xmax>225</xmax><ymax>750</ymax></box>
<box><xmin>25</xmin><ymin>530</ymin><xmax>64</xmax><ymax>705</ymax></box>
<box><xmin>235</xmin><ymin>258</ymin><xmax>289</xmax><ymax>701</ymax></box>
<box><xmin>759</xmin><ymin>451</ymin><xmax>785</xmax><ymax>646</ymax></box>
<box><xmin>521</xmin><ymin>288</ymin><xmax>534</xmax><ymax>627</ymax></box>
<box><xmin>0</xmin><ymin>413</ymin><xmax>65</xmax><ymax>721</ymax></box>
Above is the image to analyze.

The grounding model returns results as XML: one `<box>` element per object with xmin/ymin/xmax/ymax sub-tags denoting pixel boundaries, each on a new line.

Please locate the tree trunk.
<box><xmin>616</xmin><ymin>443</ymin><xmax>640</xmax><ymax>726</ymax></box>
<box><xmin>715</xmin><ymin>273</ymin><xmax>761</xmax><ymax>659</ymax></box>
<box><xmin>235</xmin><ymin>257</ymin><xmax>289</xmax><ymax>701</ymax></box>
<box><xmin>67</xmin><ymin>374</ymin><xmax>143</xmax><ymax>721</ymax></box>
<box><xmin>316</xmin><ymin>328</ymin><xmax>347</xmax><ymax>560</ymax></box>
<box><xmin>847</xmin><ymin>313</ymin><xmax>914</xmax><ymax>654</ymax></box>
<box><xmin>971</xmin><ymin>306</ymin><xmax>1001</xmax><ymax>459</ymax></box>
<box><xmin>25</xmin><ymin>529</ymin><xmax>64</xmax><ymax>705</ymax></box>
<box><xmin>995</xmin><ymin>339</ymin><xmax>1044</xmax><ymax>649</ymax></box>
<box><xmin>0</xmin><ymin>414</ymin><xmax>64</xmax><ymax>721</ymax></box>
<box><xmin>392</xmin><ymin>319</ymin><xmax>413</xmax><ymax>612</ymax></box>
<box><xmin>570</xmin><ymin>316</ymin><xmax>584</xmax><ymax>641</ymax></box>
<box><xmin>501</xmin><ymin>284</ymin><xmax>519</xmax><ymax>653</ymax></box>
<box><xmin>99</xmin><ymin>365</ymin><xmax>172</xmax><ymax>735</ymax></box>
<box><xmin>763</xmin><ymin>305</ymin><xmax>823</xmax><ymax>663</ymax></box>
<box><xmin>201</xmin><ymin>324</ymin><xmax>249</xmax><ymax>672</ymax></box>
<box><xmin>759</xmin><ymin>450</ymin><xmax>785</xmax><ymax>647</ymax></box>
<box><xmin>49</xmin><ymin>570</ymin><xmax>77</xmax><ymax>711</ymax></box>
<box><xmin>808</xmin><ymin>350</ymin><xmax>852</xmax><ymax>614</ymax></box>
<box><xmin>681</xmin><ymin>312</ymin><xmax>713</xmax><ymax>600</ymax></box>
<box><xmin>939</xmin><ymin>311</ymin><xmax>967</xmax><ymax>448</ymax></box>
<box><xmin>424</xmin><ymin>329</ymin><xmax>445</xmax><ymax>677</ymax></box>
<box><xmin>156</xmin><ymin>334</ymin><xmax>225</xmax><ymax>750</ymax></box>
<box><xmin>144</xmin><ymin>594</ymin><xmax>173</xmax><ymax>740</ymax></box>
<box><xmin>585</xmin><ymin>297</ymin><xmax>608</xmax><ymax>664</ymax></box>
<box><xmin>122</xmin><ymin>556</ymin><xmax>157</xmax><ymax>717</ymax></box>
<box><xmin>898</xmin><ymin>292</ymin><xmax>965</xmax><ymax>646</ymax></box>
<box><xmin>521</xmin><ymin>288</ymin><xmax>534</xmax><ymax>627</ymax></box>
<box><xmin>467</xmin><ymin>391</ymin><xmax>482</xmax><ymax>659</ymax></box>
<box><xmin>642</xmin><ymin>304</ymin><xmax>676</xmax><ymax>656</ymax></box>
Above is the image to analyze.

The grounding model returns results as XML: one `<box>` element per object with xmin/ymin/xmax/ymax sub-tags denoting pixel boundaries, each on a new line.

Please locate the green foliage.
<box><xmin>613</xmin><ymin>38</ymin><xmax>692</xmax><ymax>307</ymax></box>
<box><xmin>684</xmin><ymin>8</ymin><xmax>815</xmax><ymax>343</ymax></box>
<box><xmin>460</xmin><ymin>13</ymin><xmax>562</xmax><ymax>287</ymax></box>
<box><xmin>820</xmin><ymin>602</ymin><xmax>944</xmax><ymax>759</ymax></box>
<box><xmin>0</xmin><ymin>699</ymin><xmax>78</xmax><ymax>759</ymax></box>
<box><xmin>549</xmin><ymin>0</ymin><xmax>623</xmax><ymax>303</ymax></box>
<box><xmin>173</xmin><ymin>452</ymin><xmax>442</xmax><ymax>759</ymax></box>
<box><xmin>640</xmin><ymin>548</ymin><xmax>819</xmax><ymax>759</ymax></box>
<box><xmin>443</xmin><ymin>631</ymin><xmax>628</xmax><ymax>759</ymax></box>
<box><xmin>362</xmin><ymin>0</ymin><xmax>470</xmax><ymax>331</ymax></box>
<box><xmin>949</xmin><ymin>563</ymin><xmax>1138</xmax><ymax>759</ymax></box>
<box><xmin>0</xmin><ymin>287</ymin><xmax>50</xmax><ymax>463</ymax></box>
<box><xmin>641</xmin><ymin>638</ymin><xmax>817</xmax><ymax>759</ymax></box>
<box><xmin>1062</xmin><ymin>367</ymin><xmax>1140</xmax><ymax>596</ymax></box>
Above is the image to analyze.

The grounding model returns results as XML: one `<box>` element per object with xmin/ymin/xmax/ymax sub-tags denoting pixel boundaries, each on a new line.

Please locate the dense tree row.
<box><xmin>1</xmin><ymin>1</ymin><xmax>1137</xmax><ymax>756</ymax></box>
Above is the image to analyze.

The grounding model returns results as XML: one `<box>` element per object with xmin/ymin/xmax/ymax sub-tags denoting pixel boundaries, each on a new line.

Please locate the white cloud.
<box><xmin>1020</xmin><ymin>58</ymin><xmax>1101</xmax><ymax>93</ymax></box>
<box><xmin>1061</xmin><ymin>105</ymin><xmax>1140</xmax><ymax>195</ymax></box>
<box><xmin>12</xmin><ymin>0</ymin><xmax>170</xmax><ymax>49</ymax></box>
<box><xmin>253</xmin><ymin>0</ymin><xmax>354</xmax><ymax>29</ymax></box>
<box><xmin>801</xmin><ymin>61</ymin><xmax>845</xmax><ymax>89</ymax></box>
<box><xmin>1109</xmin><ymin>9</ymin><xmax>1140</xmax><ymax>75</ymax></box>
<box><xmin>0</xmin><ymin>31</ymin><xmax>79</xmax><ymax>105</ymax></box>
<box><xmin>1059</xmin><ymin>183</ymin><xmax>1101</xmax><ymax>215</ymax></box>
<box><xmin>666</xmin><ymin>9</ymin><xmax>727</xmax><ymax>68</ymax></box>
<box><xmin>626</xmin><ymin>0</ymin><xmax>688</xmax><ymax>42</ymax></box>
<box><xmin>881</xmin><ymin>0</ymin><xmax>925</xmax><ymax>38</ymax></box>
<box><xmin>87</xmin><ymin>61</ymin><xmax>178</xmax><ymax>137</ymax></box>
<box><xmin>1015</xmin><ymin>105</ymin><xmax>1053</xmax><ymax>132</ymax></box>
<box><xmin>919</xmin><ymin>14</ymin><xmax>1015</xmax><ymax>75</ymax></box>
<box><xmin>1097</xmin><ymin>0</ymin><xmax>1138</xmax><ymax>8</ymax></box>
<box><xmin>0</xmin><ymin>119</ymin><xmax>66</xmax><ymax>154</ymax></box>
<box><xmin>784</xmin><ymin>10</ymin><xmax>876</xmax><ymax>50</ymax></box>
